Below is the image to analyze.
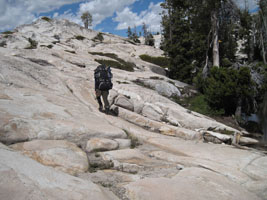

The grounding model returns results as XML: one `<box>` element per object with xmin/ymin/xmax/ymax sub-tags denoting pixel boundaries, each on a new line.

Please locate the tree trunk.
<box><xmin>202</xmin><ymin>29</ymin><xmax>213</xmax><ymax>78</ymax></box>
<box><xmin>260</xmin><ymin>32</ymin><xmax>267</xmax><ymax>64</ymax></box>
<box><xmin>212</xmin><ymin>11</ymin><xmax>220</xmax><ymax>67</ymax></box>
<box><xmin>260</xmin><ymin>93</ymin><xmax>267</xmax><ymax>142</ymax></box>
<box><xmin>85</xmin><ymin>21</ymin><xmax>88</xmax><ymax>29</ymax></box>
<box><xmin>235</xmin><ymin>98</ymin><xmax>242</xmax><ymax>123</ymax></box>
<box><xmin>168</xmin><ymin>6</ymin><xmax>173</xmax><ymax>44</ymax></box>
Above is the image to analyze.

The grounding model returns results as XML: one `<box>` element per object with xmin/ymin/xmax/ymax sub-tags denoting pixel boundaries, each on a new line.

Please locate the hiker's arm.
<box><xmin>95</xmin><ymin>79</ymin><xmax>98</xmax><ymax>90</ymax></box>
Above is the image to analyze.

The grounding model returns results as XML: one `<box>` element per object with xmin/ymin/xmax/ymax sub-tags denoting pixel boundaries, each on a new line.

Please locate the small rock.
<box><xmin>114</xmin><ymin>139</ymin><xmax>131</xmax><ymax>149</ymax></box>
<box><xmin>239</xmin><ymin>137</ymin><xmax>259</xmax><ymax>145</ymax></box>
<box><xmin>86</xmin><ymin>138</ymin><xmax>119</xmax><ymax>153</ymax></box>
<box><xmin>203</xmin><ymin>131</ymin><xmax>232</xmax><ymax>144</ymax></box>
<box><xmin>176</xmin><ymin>164</ymin><xmax>184</xmax><ymax>170</ymax></box>
<box><xmin>115</xmin><ymin>95</ymin><xmax>134</xmax><ymax>111</ymax></box>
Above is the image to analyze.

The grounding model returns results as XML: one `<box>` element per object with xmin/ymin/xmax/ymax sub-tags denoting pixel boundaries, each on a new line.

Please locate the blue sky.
<box><xmin>0</xmin><ymin>0</ymin><xmax>259</xmax><ymax>37</ymax></box>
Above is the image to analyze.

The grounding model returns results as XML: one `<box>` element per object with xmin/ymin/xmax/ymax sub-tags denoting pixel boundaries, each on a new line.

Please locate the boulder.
<box><xmin>124</xmin><ymin>167</ymin><xmax>261</xmax><ymax>200</ymax></box>
<box><xmin>86</xmin><ymin>138</ymin><xmax>119</xmax><ymax>153</ymax></box>
<box><xmin>203</xmin><ymin>131</ymin><xmax>232</xmax><ymax>144</ymax></box>
<box><xmin>10</xmin><ymin>140</ymin><xmax>88</xmax><ymax>175</ymax></box>
<box><xmin>0</xmin><ymin>143</ymin><xmax>118</xmax><ymax>200</ymax></box>
<box><xmin>239</xmin><ymin>137</ymin><xmax>259</xmax><ymax>145</ymax></box>
<box><xmin>98</xmin><ymin>149</ymin><xmax>147</xmax><ymax>173</ymax></box>
<box><xmin>114</xmin><ymin>139</ymin><xmax>132</xmax><ymax>149</ymax></box>
<box><xmin>114</xmin><ymin>95</ymin><xmax>134</xmax><ymax>111</ymax></box>
<box><xmin>143</xmin><ymin>79</ymin><xmax>181</xmax><ymax>97</ymax></box>
<box><xmin>141</xmin><ymin>103</ymin><xmax>163</xmax><ymax>121</ymax></box>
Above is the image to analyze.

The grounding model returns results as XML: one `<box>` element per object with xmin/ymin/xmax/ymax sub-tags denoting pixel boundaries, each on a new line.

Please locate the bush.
<box><xmin>93</xmin><ymin>33</ymin><xmax>104</xmax><ymax>42</ymax></box>
<box><xmin>172</xmin><ymin>95</ymin><xmax>224</xmax><ymax>116</ymax></box>
<box><xmin>139</xmin><ymin>54</ymin><xmax>169</xmax><ymax>68</ymax></box>
<box><xmin>64</xmin><ymin>50</ymin><xmax>76</xmax><ymax>54</ymax></box>
<box><xmin>95</xmin><ymin>59</ymin><xmax>135</xmax><ymax>72</ymax></box>
<box><xmin>89</xmin><ymin>52</ymin><xmax>117</xmax><ymax>59</ymax></box>
<box><xmin>75</xmin><ymin>35</ymin><xmax>85</xmax><ymax>40</ymax></box>
<box><xmin>40</xmin><ymin>44</ymin><xmax>53</xmax><ymax>49</ymax></box>
<box><xmin>41</xmin><ymin>16</ymin><xmax>51</xmax><ymax>22</ymax></box>
<box><xmin>202</xmin><ymin>67</ymin><xmax>255</xmax><ymax>115</ymax></box>
<box><xmin>90</xmin><ymin>52</ymin><xmax>136</xmax><ymax>72</ymax></box>
<box><xmin>1</xmin><ymin>31</ymin><xmax>14</xmax><ymax>34</ymax></box>
<box><xmin>188</xmin><ymin>95</ymin><xmax>225</xmax><ymax>116</ymax></box>
<box><xmin>47</xmin><ymin>44</ymin><xmax>53</xmax><ymax>49</ymax></box>
<box><xmin>25</xmin><ymin>38</ymin><xmax>38</xmax><ymax>49</ymax></box>
<box><xmin>0</xmin><ymin>41</ymin><xmax>7</xmax><ymax>47</ymax></box>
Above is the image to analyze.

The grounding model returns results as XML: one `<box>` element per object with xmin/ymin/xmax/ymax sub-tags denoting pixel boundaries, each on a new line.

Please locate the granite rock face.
<box><xmin>0</xmin><ymin>19</ymin><xmax>266</xmax><ymax>200</ymax></box>
<box><xmin>0</xmin><ymin>143</ymin><xmax>118</xmax><ymax>200</ymax></box>
<box><xmin>10</xmin><ymin>140</ymin><xmax>89</xmax><ymax>175</ymax></box>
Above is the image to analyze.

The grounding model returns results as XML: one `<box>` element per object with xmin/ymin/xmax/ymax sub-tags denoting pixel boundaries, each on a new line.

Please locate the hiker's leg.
<box><xmin>97</xmin><ymin>96</ymin><xmax>103</xmax><ymax>110</ymax></box>
<box><xmin>95</xmin><ymin>90</ymin><xmax>103</xmax><ymax>110</ymax></box>
<box><xmin>102</xmin><ymin>91</ymin><xmax>110</xmax><ymax>111</ymax></box>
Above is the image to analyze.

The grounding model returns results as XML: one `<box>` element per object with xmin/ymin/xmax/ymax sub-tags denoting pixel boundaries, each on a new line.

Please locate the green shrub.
<box><xmin>221</xmin><ymin>58</ymin><xmax>232</xmax><ymax>68</ymax></box>
<box><xmin>93</xmin><ymin>32</ymin><xmax>104</xmax><ymax>42</ymax></box>
<box><xmin>89</xmin><ymin>52</ymin><xmax>117</xmax><ymax>59</ymax></box>
<box><xmin>52</xmin><ymin>41</ymin><xmax>60</xmax><ymax>44</ymax></box>
<box><xmin>91</xmin><ymin>51</ymin><xmax>135</xmax><ymax>72</ymax></box>
<box><xmin>0</xmin><ymin>41</ymin><xmax>7</xmax><ymax>47</ymax></box>
<box><xmin>172</xmin><ymin>95</ymin><xmax>224</xmax><ymax>116</ymax></box>
<box><xmin>25</xmin><ymin>38</ymin><xmax>38</xmax><ymax>49</ymax></box>
<box><xmin>95</xmin><ymin>59</ymin><xmax>134</xmax><ymax>72</ymax></box>
<box><xmin>124</xmin><ymin>130</ymin><xmax>140</xmax><ymax>149</ymax></box>
<box><xmin>202</xmin><ymin>67</ymin><xmax>255</xmax><ymax>115</ymax></box>
<box><xmin>47</xmin><ymin>44</ymin><xmax>53</xmax><ymax>49</ymax></box>
<box><xmin>139</xmin><ymin>54</ymin><xmax>169</xmax><ymax>68</ymax></box>
<box><xmin>149</xmin><ymin>76</ymin><xmax>164</xmax><ymax>80</ymax></box>
<box><xmin>75</xmin><ymin>35</ymin><xmax>85</xmax><ymax>40</ymax></box>
<box><xmin>188</xmin><ymin>95</ymin><xmax>225</xmax><ymax>116</ymax></box>
<box><xmin>126</xmin><ymin>39</ymin><xmax>137</xmax><ymax>45</ymax></box>
<box><xmin>64</xmin><ymin>50</ymin><xmax>76</xmax><ymax>54</ymax></box>
<box><xmin>41</xmin><ymin>16</ymin><xmax>51</xmax><ymax>22</ymax></box>
<box><xmin>1</xmin><ymin>31</ymin><xmax>14</xmax><ymax>34</ymax></box>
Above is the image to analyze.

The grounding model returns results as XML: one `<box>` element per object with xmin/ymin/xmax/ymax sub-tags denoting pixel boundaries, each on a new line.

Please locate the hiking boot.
<box><xmin>98</xmin><ymin>106</ymin><xmax>103</xmax><ymax>112</ymax></box>
<box><xmin>104</xmin><ymin>107</ymin><xmax>110</xmax><ymax>114</ymax></box>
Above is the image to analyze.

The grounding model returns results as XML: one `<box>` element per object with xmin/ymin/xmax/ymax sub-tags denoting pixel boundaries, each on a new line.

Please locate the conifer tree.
<box><xmin>161</xmin><ymin>0</ymin><xmax>238</xmax><ymax>83</ymax></box>
<box><xmin>127</xmin><ymin>26</ymin><xmax>133</xmax><ymax>39</ymax></box>
<box><xmin>259</xmin><ymin>0</ymin><xmax>267</xmax><ymax>64</ymax></box>
<box><xmin>81</xmin><ymin>11</ymin><xmax>92</xmax><ymax>29</ymax></box>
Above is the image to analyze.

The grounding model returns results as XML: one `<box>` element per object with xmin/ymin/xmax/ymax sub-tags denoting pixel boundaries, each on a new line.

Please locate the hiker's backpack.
<box><xmin>94</xmin><ymin>65</ymin><xmax>113</xmax><ymax>91</ymax></box>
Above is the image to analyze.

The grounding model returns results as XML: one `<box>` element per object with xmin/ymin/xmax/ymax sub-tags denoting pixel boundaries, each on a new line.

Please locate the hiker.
<box><xmin>94</xmin><ymin>64</ymin><xmax>113</xmax><ymax>113</ymax></box>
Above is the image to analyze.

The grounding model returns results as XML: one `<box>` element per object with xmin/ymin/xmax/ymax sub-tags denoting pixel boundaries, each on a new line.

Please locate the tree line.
<box><xmin>160</xmin><ymin>0</ymin><xmax>267</xmax><ymax>119</ymax></box>
<box><xmin>127</xmin><ymin>23</ymin><xmax>155</xmax><ymax>46</ymax></box>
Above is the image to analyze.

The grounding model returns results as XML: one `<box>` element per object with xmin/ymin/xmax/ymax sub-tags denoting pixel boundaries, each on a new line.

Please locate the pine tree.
<box><xmin>259</xmin><ymin>0</ymin><xmax>267</xmax><ymax>64</ymax></box>
<box><xmin>161</xmin><ymin>0</ymin><xmax>239</xmax><ymax>83</ymax></box>
<box><xmin>161</xmin><ymin>0</ymin><xmax>209</xmax><ymax>83</ymax></box>
<box><xmin>127</xmin><ymin>26</ymin><xmax>133</xmax><ymax>39</ymax></box>
<box><xmin>81</xmin><ymin>11</ymin><xmax>92</xmax><ymax>29</ymax></box>
<box><xmin>142</xmin><ymin>23</ymin><xmax>148</xmax><ymax>39</ymax></box>
<box><xmin>239</xmin><ymin>8</ymin><xmax>253</xmax><ymax>61</ymax></box>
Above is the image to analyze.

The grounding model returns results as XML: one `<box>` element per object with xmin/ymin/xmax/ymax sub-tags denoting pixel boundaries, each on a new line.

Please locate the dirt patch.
<box><xmin>213</xmin><ymin>116</ymin><xmax>242</xmax><ymax>131</ymax></box>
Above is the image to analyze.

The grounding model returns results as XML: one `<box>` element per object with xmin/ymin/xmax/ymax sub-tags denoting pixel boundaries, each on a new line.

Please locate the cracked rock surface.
<box><xmin>0</xmin><ymin>19</ymin><xmax>266</xmax><ymax>200</ymax></box>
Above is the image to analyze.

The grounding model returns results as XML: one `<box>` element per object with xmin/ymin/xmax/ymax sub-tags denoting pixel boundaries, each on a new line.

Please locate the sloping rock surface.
<box><xmin>0</xmin><ymin>19</ymin><xmax>266</xmax><ymax>200</ymax></box>
<box><xmin>0</xmin><ymin>143</ymin><xmax>118</xmax><ymax>200</ymax></box>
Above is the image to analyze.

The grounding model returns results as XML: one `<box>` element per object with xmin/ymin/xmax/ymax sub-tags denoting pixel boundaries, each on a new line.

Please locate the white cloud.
<box><xmin>78</xmin><ymin>0</ymin><xmax>137</xmax><ymax>26</ymax></box>
<box><xmin>0</xmin><ymin>0</ymin><xmax>86</xmax><ymax>31</ymax></box>
<box><xmin>50</xmin><ymin>0</ymin><xmax>138</xmax><ymax>29</ymax></box>
<box><xmin>0</xmin><ymin>0</ymin><xmax>259</xmax><ymax>33</ymax></box>
<box><xmin>113</xmin><ymin>7</ymin><xmax>141</xmax><ymax>30</ymax></box>
<box><xmin>53</xmin><ymin>10</ymin><xmax>82</xmax><ymax>25</ymax></box>
<box><xmin>114</xmin><ymin>2</ymin><xmax>164</xmax><ymax>33</ymax></box>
